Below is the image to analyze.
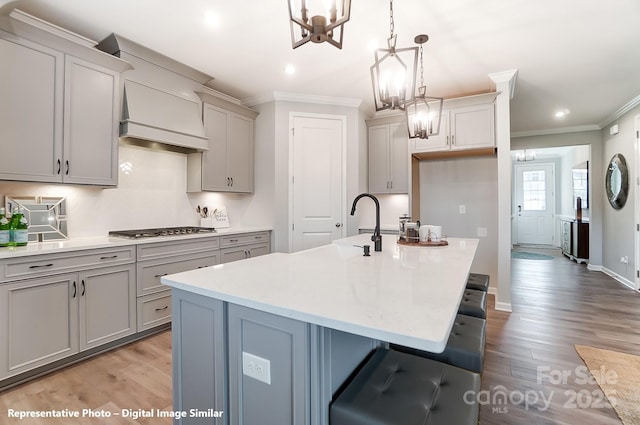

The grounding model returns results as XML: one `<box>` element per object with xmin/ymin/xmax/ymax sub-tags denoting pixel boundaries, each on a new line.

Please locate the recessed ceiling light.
<box><xmin>555</xmin><ymin>109</ymin><xmax>570</xmax><ymax>118</ymax></box>
<box><xmin>204</xmin><ymin>10</ymin><xmax>220</xmax><ymax>28</ymax></box>
<box><xmin>285</xmin><ymin>64</ymin><xmax>296</xmax><ymax>75</ymax></box>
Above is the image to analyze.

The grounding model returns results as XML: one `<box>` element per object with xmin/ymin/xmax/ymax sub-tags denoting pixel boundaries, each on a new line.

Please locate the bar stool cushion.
<box><xmin>466</xmin><ymin>273</ymin><xmax>490</xmax><ymax>292</ymax></box>
<box><xmin>458</xmin><ymin>288</ymin><xmax>487</xmax><ymax>319</ymax></box>
<box><xmin>330</xmin><ymin>348</ymin><xmax>480</xmax><ymax>425</ymax></box>
<box><xmin>391</xmin><ymin>314</ymin><xmax>486</xmax><ymax>373</ymax></box>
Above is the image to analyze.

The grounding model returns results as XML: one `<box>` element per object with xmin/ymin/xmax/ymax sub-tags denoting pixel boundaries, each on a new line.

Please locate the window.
<box><xmin>523</xmin><ymin>170</ymin><xmax>546</xmax><ymax>211</ymax></box>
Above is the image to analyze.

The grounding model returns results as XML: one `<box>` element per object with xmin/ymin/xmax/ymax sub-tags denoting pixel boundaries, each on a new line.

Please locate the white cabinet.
<box><xmin>368</xmin><ymin>122</ymin><xmax>408</xmax><ymax>194</ymax></box>
<box><xmin>188</xmin><ymin>94</ymin><xmax>259</xmax><ymax>193</ymax></box>
<box><xmin>412</xmin><ymin>94</ymin><xmax>496</xmax><ymax>154</ymax></box>
<box><xmin>0</xmin><ymin>26</ymin><xmax>126</xmax><ymax>186</ymax></box>
<box><xmin>0</xmin><ymin>248</ymin><xmax>136</xmax><ymax>380</ymax></box>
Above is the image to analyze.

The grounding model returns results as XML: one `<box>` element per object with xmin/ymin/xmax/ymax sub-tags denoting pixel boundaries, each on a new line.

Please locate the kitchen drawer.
<box><xmin>220</xmin><ymin>232</ymin><xmax>270</xmax><ymax>248</ymax></box>
<box><xmin>137</xmin><ymin>291</ymin><xmax>171</xmax><ymax>331</ymax></box>
<box><xmin>137</xmin><ymin>251</ymin><xmax>219</xmax><ymax>296</ymax></box>
<box><xmin>136</xmin><ymin>236</ymin><xmax>220</xmax><ymax>261</ymax></box>
<box><xmin>220</xmin><ymin>242</ymin><xmax>271</xmax><ymax>264</ymax></box>
<box><xmin>0</xmin><ymin>246</ymin><xmax>135</xmax><ymax>283</ymax></box>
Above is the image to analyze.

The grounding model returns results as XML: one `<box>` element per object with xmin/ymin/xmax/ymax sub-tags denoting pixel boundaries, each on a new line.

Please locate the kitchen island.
<box><xmin>162</xmin><ymin>233</ymin><xmax>479</xmax><ymax>425</ymax></box>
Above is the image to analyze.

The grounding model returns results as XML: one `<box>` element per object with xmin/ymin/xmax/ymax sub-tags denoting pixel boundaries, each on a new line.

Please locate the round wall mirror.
<box><xmin>605</xmin><ymin>153</ymin><xmax>629</xmax><ymax>209</ymax></box>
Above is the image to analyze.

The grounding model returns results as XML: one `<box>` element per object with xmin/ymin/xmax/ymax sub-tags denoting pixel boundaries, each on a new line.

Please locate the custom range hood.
<box><xmin>97</xmin><ymin>34</ymin><xmax>212</xmax><ymax>150</ymax></box>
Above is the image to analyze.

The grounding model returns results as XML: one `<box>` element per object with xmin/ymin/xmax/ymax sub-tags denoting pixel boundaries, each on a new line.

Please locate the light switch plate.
<box><xmin>459</xmin><ymin>205</ymin><xmax>466</xmax><ymax>214</ymax></box>
<box><xmin>477</xmin><ymin>227</ymin><xmax>488</xmax><ymax>237</ymax></box>
<box><xmin>242</xmin><ymin>352</ymin><xmax>271</xmax><ymax>385</ymax></box>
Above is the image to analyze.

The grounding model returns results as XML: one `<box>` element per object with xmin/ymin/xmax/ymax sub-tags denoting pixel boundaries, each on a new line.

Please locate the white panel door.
<box><xmin>515</xmin><ymin>163</ymin><xmax>555</xmax><ymax>245</ymax></box>
<box><xmin>292</xmin><ymin>115</ymin><xmax>344</xmax><ymax>252</ymax></box>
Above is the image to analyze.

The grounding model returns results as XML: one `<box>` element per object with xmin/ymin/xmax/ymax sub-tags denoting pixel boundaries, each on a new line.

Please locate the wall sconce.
<box><xmin>288</xmin><ymin>0</ymin><xmax>351</xmax><ymax>49</ymax></box>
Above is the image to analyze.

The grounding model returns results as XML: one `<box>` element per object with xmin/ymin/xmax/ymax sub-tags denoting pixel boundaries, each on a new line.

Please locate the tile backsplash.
<box><xmin>0</xmin><ymin>144</ymin><xmax>255</xmax><ymax>238</ymax></box>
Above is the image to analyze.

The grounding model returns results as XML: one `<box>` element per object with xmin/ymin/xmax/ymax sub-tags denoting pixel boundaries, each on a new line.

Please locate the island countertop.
<box><xmin>162</xmin><ymin>233</ymin><xmax>479</xmax><ymax>353</ymax></box>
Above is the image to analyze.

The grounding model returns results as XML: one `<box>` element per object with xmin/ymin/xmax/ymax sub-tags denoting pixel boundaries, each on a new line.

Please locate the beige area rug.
<box><xmin>575</xmin><ymin>345</ymin><xmax>640</xmax><ymax>425</ymax></box>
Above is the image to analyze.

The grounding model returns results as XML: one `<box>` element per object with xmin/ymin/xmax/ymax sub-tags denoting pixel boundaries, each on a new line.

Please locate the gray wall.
<box><xmin>601</xmin><ymin>104</ymin><xmax>640</xmax><ymax>283</ymax></box>
<box><xmin>419</xmin><ymin>156</ymin><xmax>498</xmax><ymax>285</ymax></box>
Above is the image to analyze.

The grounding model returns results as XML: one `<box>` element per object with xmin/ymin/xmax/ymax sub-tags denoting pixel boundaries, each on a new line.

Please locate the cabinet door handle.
<box><xmin>100</xmin><ymin>255</ymin><xmax>118</xmax><ymax>260</ymax></box>
<box><xmin>390</xmin><ymin>181</ymin><xmax>393</xmax><ymax>189</ymax></box>
<box><xmin>72</xmin><ymin>281</ymin><xmax>76</xmax><ymax>298</ymax></box>
<box><xmin>230</xmin><ymin>177</ymin><xmax>234</xmax><ymax>186</ymax></box>
<box><xmin>248</xmin><ymin>250</ymin><xmax>252</xmax><ymax>258</ymax></box>
<box><xmin>447</xmin><ymin>136</ymin><xmax>450</xmax><ymax>145</ymax></box>
<box><xmin>451</xmin><ymin>135</ymin><xmax>455</xmax><ymax>145</ymax></box>
<box><xmin>227</xmin><ymin>177</ymin><xmax>231</xmax><ymax>186</ymax></box>
<box><xmin>57</xmin><ymin>159</ymin><xmax>61</xmax><ymax>175</ymax></box>
<box><xmin>154</xmin><ymin>273</ymin><xmax>168</xmax><ymax>278</ymax></box>
<box><xmin>29</xmin><ymin>263</ymin><xmax>54</xmax><ymax>269</ymax></box>
<box><xmin>81</xmin><ymin>279</ymin><xmax>85</xmax><ymax>296</ymax></box>
<box><xmin>65</xmin><ymin>160</ymin><xmax>70</xmax><ymax>175</ymax></box>
<box><xmin>155</xmin><ymin>305</ymin><xmax>169</xmax><ymax>312</ymax></box>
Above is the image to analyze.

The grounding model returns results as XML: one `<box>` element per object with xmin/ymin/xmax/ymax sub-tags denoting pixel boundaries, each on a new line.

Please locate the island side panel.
<box><xmin>310</xmin><ymin>326</ymin><xmax>379</xmax><ymax>425</ymax></box>
<box><xmin>228</xmin><ymin>304</ymin><xmax>309</xmax><ymax>425</ymax></box>
<box><xmin>172</xmin><ymin>288</ymin><xmax>227</xmax><ymax>425</ymax></box>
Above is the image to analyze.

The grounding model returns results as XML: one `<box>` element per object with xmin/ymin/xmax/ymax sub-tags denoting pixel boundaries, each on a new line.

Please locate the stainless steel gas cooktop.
<box><xmin>108</xmin><ymin>226</ymin><xmax>216</xmax><ymax>239</ymax></box>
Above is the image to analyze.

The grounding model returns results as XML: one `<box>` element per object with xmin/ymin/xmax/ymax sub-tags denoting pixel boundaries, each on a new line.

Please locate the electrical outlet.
<box><xmin>459</xmin><ymin>205</ymin><xmax>466</xmax><ymax>214</ymax></box>
<box><xmin>620</xmin><ymin>256</ymin><xmax>629</xmax><ymax>264</ymax></box>
<box><xmin>242</xmin><ymin>352</ymin><xmax>271</xmax><ymax>385</ymax></box>
<box><xmin>477</xmin><ymin>227</ymin><xmax>488</xmax><ymax>237</ymax></box>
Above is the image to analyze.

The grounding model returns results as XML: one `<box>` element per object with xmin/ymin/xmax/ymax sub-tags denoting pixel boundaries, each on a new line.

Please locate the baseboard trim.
<box><xmin>587</xmin><ymin>264</ymin><xmax>603</xmax><ymax>272</ymax></box>
<box><xmin>488</xmin><ymin>286</ymin><xmax>497</xmax><ymax>296</ymax></box>
<box><xmin>494</xmin><ymin>301</ymin><xmax>513</xmax><ymax>312</ymax></box>
<box><xmin>601</xmin><ymin>266</ymin><xmax>636</xmax><ymax>290</ymax></box>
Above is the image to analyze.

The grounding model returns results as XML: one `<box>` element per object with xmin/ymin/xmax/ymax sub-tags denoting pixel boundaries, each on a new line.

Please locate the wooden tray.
<box><xmin>397</xmin><ymin>239</ymin><xmax>448</xmax><ymax>247</ymax></box>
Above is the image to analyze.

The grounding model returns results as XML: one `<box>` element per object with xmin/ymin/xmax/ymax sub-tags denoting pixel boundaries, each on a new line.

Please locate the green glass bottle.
<box><xmin>9</xmin><ymin>207</ymin><xmax>29</xmax><ymax>247</ymax></box>
<box><xmin>0</xmin><ymin>208</ymin><xmax>10</xmax><ymax>247</ymax></box>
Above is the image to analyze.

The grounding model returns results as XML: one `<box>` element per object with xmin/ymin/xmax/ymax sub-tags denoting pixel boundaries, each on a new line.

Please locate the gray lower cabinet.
<box><xmin>0</xmin><ymin>263</ymin><xmax>136</xmax><ymax>380</ymax></box>
<box><xmin>136</xmin><ymin>237</ymin><xmax>221</xmax><ymax>332</ymax></box>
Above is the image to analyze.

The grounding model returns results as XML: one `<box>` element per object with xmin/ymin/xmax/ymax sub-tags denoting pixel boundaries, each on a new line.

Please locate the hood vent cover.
<box><xmin>98</xmin><ymin>33</ymin><xmax>213</xmax><ymax>151</ymax></box>
<box><xmin>121</xmin><ymin>80</ymin><xmax>207</xmax><ymax>150</ymax></box>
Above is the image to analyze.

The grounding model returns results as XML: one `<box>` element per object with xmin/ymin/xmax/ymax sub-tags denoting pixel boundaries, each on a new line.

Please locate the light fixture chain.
<box><xmin>419</xmin><ymin>43</ymin><xmax>424</xmax><ymax>87</ymax></box>
<box><xmin>389</xmin><ymin>0</ymin><xmax>394</xmax><ymax>38</ymax></box>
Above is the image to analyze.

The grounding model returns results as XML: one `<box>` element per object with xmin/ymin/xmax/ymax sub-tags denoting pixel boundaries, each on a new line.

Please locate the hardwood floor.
<box><xmin>1</xmin><ymin>249</ymin><xmax>639</xmax><ymax>424</ymax></box>
<box><xmin>0</xmin><ymin>331</ymin><xmax>172</xmax><ymax>424</ymax></box>
<box><xmin>480</xmin><ymin>247</ymin><xmax>640</xmax><ymax>424</ymax></box>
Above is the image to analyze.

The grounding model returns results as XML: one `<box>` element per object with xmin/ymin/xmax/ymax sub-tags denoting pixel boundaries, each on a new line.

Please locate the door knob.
<box><xmin>335</xmin><ymin>222</ymin><xmax>342</xmax><ymax>228</ymax></box>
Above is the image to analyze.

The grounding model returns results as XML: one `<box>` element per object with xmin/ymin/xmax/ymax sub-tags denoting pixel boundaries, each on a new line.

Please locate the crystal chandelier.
<box><xmin>288</xmin><ymin>0</ymin><xmax>352</xmax><ymax>49</ymax></box>
<box><xmin>405</xmin><ymin>34</ymin><xmax>443</xmax><ymax>139</ymax></box>
<box><xmin>370</xmin><ymin>0</ymin><xmax>418</xmax><ymax>112</ymax></box>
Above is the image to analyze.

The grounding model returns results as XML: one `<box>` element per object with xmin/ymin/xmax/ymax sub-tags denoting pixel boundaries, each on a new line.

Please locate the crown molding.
<box><xmin>489</xmin><ymin>69</ymin><xmax>518</xmax><ymax>99</ymax></box>
<box><xmin>243</xmin><ymin>91</ymin><xmax>362</xmax><ymax>108</ymax></box>
<box><xmin>511</xmin><ymin>124</ymin><xmax>601</xmax><ymax>139</ymax></box>
<box><xmin>598</xmin><ymin>93</ymin><xmax>640</xmax><ymax>128</ymax></box>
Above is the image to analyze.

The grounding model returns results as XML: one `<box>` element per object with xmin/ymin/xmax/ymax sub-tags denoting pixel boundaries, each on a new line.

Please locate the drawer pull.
<box><xmin>229</xmin><ymin>239</ymin><xmax>239</xmax><ymax>243</ymax></box>
<box><xmin>100</xmin><ymin>255</ymin><xmax>118</xmax><ymax>260</ymax></box>
<box><xmin>155</xmin><ymin>273</ymin><xmax>168</xmax><ymax>278</ymax></box>
<box><xmin>29</xmin><ymin>263</ymin><xmax>54</xmax><ymax>269</ymax></box>
<box><xmin>155</xmin><ymin>305</ymin><xmax>169</xmax><ymax>312</ymax></box>
<box><xmin>254</xmin><ymin>236</ymin><xmax>262</xmax><ymax>240</ymax></box>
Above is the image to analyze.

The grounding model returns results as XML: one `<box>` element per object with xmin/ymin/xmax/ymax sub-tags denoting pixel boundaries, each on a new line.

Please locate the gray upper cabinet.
<box><xmin>367</xmin><ymin>121</ymin><xmax>408</xmax><ymax>194</ymax></box>
<box><xmin>0</xmin><ymin>35</ymin><xmax>63</xmax><ymax>183</ymax></box>
<box><xmin>0</xmin><ymin>12</ymin><xmax>130</xmax><ymax>186</ymax></box>
<box><xmin>63</xmin><ymin>56</ymin><xmax>120</xmax><ymax>185</ymax></box>
<box><xmin>188</xmin><ymin>92</ymin><xmax>259</xmax><ymax>193</ymax></box>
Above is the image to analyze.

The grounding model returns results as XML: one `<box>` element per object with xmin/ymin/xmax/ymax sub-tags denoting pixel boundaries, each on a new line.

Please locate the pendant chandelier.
<box><xmin>370</xmin><ymin>0</ymin><xmax>418</xmax><ymax>112</ymax></box>
<box><xmin>405</xmin><ymin>35</ymin><xmax>443</xmax><ymax>139</ymax></box>
<box><xmin>288</xmin><ymin>0</ymin><xmax>352</xmax><ymax>49</ymax></box>
<box><xmin>516</xmin><ymin>149</ymin><xmax>536</xmax><ymax>162</ymax></box>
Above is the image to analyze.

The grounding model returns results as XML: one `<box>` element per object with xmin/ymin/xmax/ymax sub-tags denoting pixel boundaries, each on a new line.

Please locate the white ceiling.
<box><xmin>4</xmin><ymin>0</ymin><xmax>640</xmax><ymax>136</ymax></box>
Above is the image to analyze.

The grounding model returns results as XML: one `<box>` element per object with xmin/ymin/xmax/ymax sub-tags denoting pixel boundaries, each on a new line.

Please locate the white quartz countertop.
<box><xmin>0</xmin><ymin>227</ymin><xmax>272</xmax><ymax>259</ymax></box>
<box><xmin>162</xmin><ymin>234</ymin><xmax>479</xmax><ymax>353</ymax></box>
